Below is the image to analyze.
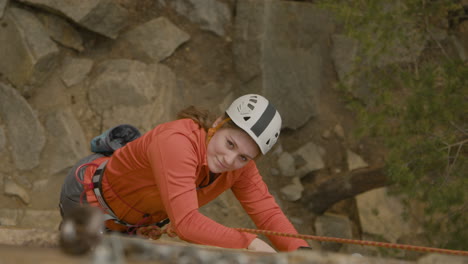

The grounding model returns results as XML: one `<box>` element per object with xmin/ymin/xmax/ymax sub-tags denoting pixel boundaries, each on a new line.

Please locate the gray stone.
<box><xmin>0</xmin><ymin>7</ymin><xmax>59</xmax><ymax>93</ymax></box>
<box><xmin>0</xmin><ymin>208</ymin><xmax>60</xmax><ymax>230</ymax></box>
<box><xmin>89</xmin><ymin>59</ymin><xmax>158</xmax><ymax>112</ymax></box>
<box><xmin>4</xmin><ymin>178</ymin><xmax>30</xmax><ymax>204</ymax></box>
<box><xmin>331</xmin><ymin>34</ymin><xmax>359</xmax><ymax>86</ymax></box>
<box><xmin>44</xmin><ymin>108</ymin><xmax>88</xmax><ymax>174</ymax></box>
<box><xmin>450</xmin><ymin>35</ymin><xmax>467</xmax><ymax>62</ymax></box>
<box><xmin>287</xmin><ymin>250</ymin><xmax>412</xmax><ymax>264</ymax></box>
<box><xmin>321</xmin><ymin>129</ymin><xmax>332</xmax><ymax>139</ymax></box>
<box><xmin>280</xmin><ymin>177</ymin><xmax>304</xmax><ymax>202</ymax></box>
<box><xmin>346</xmin><ymin>149</ymin><xmax>368</xmax><ymax>171</ymax></box>
<box><xmin>20</xmin><ymin>209</ymin><xmax>61</xmax><ymax>230</ymax></box>
<box><xmin>0</xmin><ymin>83</ymin><xmax>46</xmax><ymax>170</ymax></box>
<box><xmin>0</xmin><ymin>0</ymin><xmax>7</xmax><ymax>18</ymax></box>
<box><xmin>277</xmin><ymin>152</ymin><xmax>295</xmax><ymax>177</ymax></box>
<box><xmin>280</xmin><ymin>184</ymin><xmax>302</xmax><ymax>202</ymax></box>
<box><xmin>161</xmin><ymin>0</ymin><xmax>231</xmax><ymax>36</ymax></box>
<box><xmin>344</xmin><ymin>244</ymin><xmax>369</xmax><ymax>257</ymax></box>
<box><xmin>0</xmin><ymin>208</ymin><xmax>19</xmax><ymax>226</ymax></box>
<box><xmin>356</xmin><ymin>187</ymin><xmax>419</xmax><ymax>243</ymax></box>
<box><xmin>417</xmin><ymin>254</ymin><xmax>468</xmax><ymax>264</ymax></box>
<box><xmin>269</xmin><ymin>167</ymin><xmax>280</xmax><ymax>176</ymax></box>
<box><xmin>233</xmin><ymin>0</ymin><xmax>334</xmax><ymax>129</ymax></box>
<box><xmin>120</xmin><ymin>17</ymin><xmax>190</xmax><ymax>62</ymax></box>
<box><xmin>27</xmin><ymin>73</ymin><xmax>70</xmax><ymax>113</ymax></box>
<box><xmin>175</xmin><ymin>79</ymin><xmax>234</xmax><ymax>113</ymax></box>
<box><xmin>60</xmin><ymin>57</ymin><xmax>94</xmax><ymax>87</ymax></box>
<box><xmin>294</xmin><ymin>142</ymin><xmax>325</xmax><ymax>178</ymax></box>
<box><xmin>315</xmin><ymin>213</ymin><xmax>353</xmax><ymax>252</ymax></box>
<box><xmin>0</xmin><ymin>227</ymin><xmax>59</xmax><ymax>247</ymax></box>
<box><xmin>333</xmin><ymin>124</ymin><xmax>345</xmax><ymax>139</ymax></box>
<box><xmin>90</xmin><ymin>60</ymin><xmax>177</xmax><ymax>131</ymax></box>
<box><xmin>35</xmin><ymin>12</ymin><xmax>84</xmax><ymax>52</ymax></box>
<box><xmin>17</xmin><ymin>0</ymin><xmax>129</xmax><ymax>39</ymax></box>
<box><xmin>0</xmin><ymin>126</ymin><xmax>5</xmax><ymax>152</ymax></box>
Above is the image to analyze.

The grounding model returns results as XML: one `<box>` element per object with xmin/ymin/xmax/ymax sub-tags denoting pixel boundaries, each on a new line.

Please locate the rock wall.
<box><xmin>0</xmin><ymin>0</ymin><xmax>466</xmax><ymax>262</ymax></box>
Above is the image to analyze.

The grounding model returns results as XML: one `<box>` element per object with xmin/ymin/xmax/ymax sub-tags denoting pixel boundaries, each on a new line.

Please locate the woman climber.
<box><xmin>59</xmin><ymin>94</ymin><xmax>310</xmax><ymax>253</ymax></box>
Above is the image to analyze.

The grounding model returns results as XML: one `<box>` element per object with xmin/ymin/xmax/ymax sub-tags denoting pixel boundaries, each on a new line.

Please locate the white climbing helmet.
<box><xmin>226</xmin><ymin>94</ymin><xmax>282</xmax><ymax>154</ymax></box>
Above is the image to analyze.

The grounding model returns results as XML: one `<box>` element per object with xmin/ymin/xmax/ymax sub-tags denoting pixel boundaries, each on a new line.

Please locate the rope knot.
<box><xmin>136</xmin><ymin>224</ymin><xmax>177</xmax><ymax>240</ymax></box>
<box><xmin>137</xmin><ymin>225</ymin><xmax>165</xmax><ymax>240</ymax></box>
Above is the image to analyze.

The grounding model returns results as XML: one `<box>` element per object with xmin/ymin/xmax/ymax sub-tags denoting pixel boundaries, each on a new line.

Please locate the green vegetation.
<box><xmin>318</xmin><ymin>0</ymin><xmax>467</xmax><ymax>251</ymax></box>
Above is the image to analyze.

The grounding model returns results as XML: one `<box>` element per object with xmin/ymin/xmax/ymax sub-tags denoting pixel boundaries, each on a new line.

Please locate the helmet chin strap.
<box><xmin>206</xmin><ymin>117</ymin><xmax>231</xmax><ymax>144</ymax></box>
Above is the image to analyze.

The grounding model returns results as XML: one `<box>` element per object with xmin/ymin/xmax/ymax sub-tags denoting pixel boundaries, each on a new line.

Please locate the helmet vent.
<box><xmin>266</xmin><ymin>139</ymin><xmax>271</xmax><ymax>145</ymax></box>
<box><xmin>275</xmin><ymin>132</ymin><xmax>279</xmax><ymax>138</ymax></box>
<box><xmin>243</xmin><ymin>116</ymin><xmax>251</xmax><ymax>121</ymax></box>
<box><xmin>249</xmin><ymin>99</ymin><xmax>257</xmax><ymax>103</ymax></box>
<box><xmin>247</xmin><ymin>103</ymin><xmax>254</xmax><ymax>110</ymax></box>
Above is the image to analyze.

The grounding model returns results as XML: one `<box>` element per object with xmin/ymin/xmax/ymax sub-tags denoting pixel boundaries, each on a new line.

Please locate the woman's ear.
<box><xmin>212</xmin><ymin>117</ymin><xmax>223</xmax><ymax>128</ymax></box>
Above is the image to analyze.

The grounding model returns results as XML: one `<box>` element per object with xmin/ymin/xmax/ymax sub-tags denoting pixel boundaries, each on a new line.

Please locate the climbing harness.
<box><xmin>90</xmin><ymin>160</ymin><xmax>128</xmax><ymax>226</ymax></box>
<box><xmin>74</xmin><ymin>160</ymin><xmax>169</xmax><ymax>234</ymax></box>
<box><xmin>71</xmin><ymin>123</ymin><xmax>171</xmax><ymax>233</ymax></box>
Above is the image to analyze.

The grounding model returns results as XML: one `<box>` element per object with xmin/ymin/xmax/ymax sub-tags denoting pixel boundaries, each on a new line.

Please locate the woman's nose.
<box><xmin>225</xmin><ymin>152</ymin><xmax>237</xmax><ymax>166</ymax></box>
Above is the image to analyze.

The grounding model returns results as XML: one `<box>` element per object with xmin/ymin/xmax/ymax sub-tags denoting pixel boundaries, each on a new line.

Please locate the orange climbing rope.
<box><xmin>136</xmin><ymin>225</ymin><xmax>468</xmax><ymax>256</ymax></box>
<box><xmin>234</xmin><ymin>228</ymin><xmax>468</xmax><ymax>256</ymax></box>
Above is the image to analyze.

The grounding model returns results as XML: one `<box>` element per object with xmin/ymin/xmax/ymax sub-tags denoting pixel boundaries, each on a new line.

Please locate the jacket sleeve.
<box><xmin>147</xmin><ymin>131</ymin><xmax>257</xmax><ymax>248</ymax></box>
<box><xmin>231</xmin><ymin>162</ymin><xmax>310</xmax><ymax>251</ymax></box>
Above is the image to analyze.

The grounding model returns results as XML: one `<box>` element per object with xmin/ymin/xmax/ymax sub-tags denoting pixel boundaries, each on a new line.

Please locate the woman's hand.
<box><xmin>247</xmin><ymin>238</ymin><xmax>277</xmax><ymax>253</ymax></box>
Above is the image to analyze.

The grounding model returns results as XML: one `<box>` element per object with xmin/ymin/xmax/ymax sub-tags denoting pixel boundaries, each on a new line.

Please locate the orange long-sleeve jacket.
<box><xmin>83</xmin><ymin>119</ymin><xmax>309</xmax><ymax>251</ymax></box>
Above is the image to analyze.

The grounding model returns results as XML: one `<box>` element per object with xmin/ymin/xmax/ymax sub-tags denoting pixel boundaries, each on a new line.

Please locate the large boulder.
<box><xmin>0</xmin><ymin>126</ymin><xmax>5</xmax><ymax>153</ymax></box>
<box><xmin>0</xmin><ymin>0</ymin><xmax>7</xmax><ymax>18</ymax></box>
<box><xmin>233</xmin><ymin>0</ymin><xmax>335</xmax><ymax>129</ymax></box>
<box><xmin>17</xmin><ymin>0</ymin><xmax>129</xmax><ymax>39</ymax></box>
<box><xmin>60</xmin><ymin>56</ymin><xmax>94</xmax><ymax>87</ymax></box>
<box><xmin>0</xmin><ymin>7</ymin><xmax>59</xmax><ymax>94</ymax></box>
<box><xmin>88</xmin><ymin>59</ymin><xmax>177</xmax><ymax>131</ymax></box>
<box><xmin>331</xmin><ymin>34</ymin><xmax>359</xmax><ymax>87</ymax></box>
<box><xmin>315</xmin><ymin>213</ymin><xmax>353</xmax><ymax>252</ymax></box>
<box><xmin>35</xmin><ymin>12</ymin><xmax>84</xmax><ymax>52</ymax></box>
<box><xmin>356</xmin><ymin>187</ymin><xmax>421</xmax><ymax>243</ymax></box>
<box><xmin>159</xmin><ymin>0</ymin><xmax>231</xmax><ymax>36</ymax></box>
<box><xmin>0</xmin><ymin>83</ymin><xmax>46</xmax><ymax>170</ymax></box>
<box><xmin>118</xmin><ymin>17</ymin><xmax>190</xmax><ymax>63</ymax></box>
<box><xmin>44</xmin><ymin>108</ymin><xmax>89</xmax><ymax>174</ymax></box>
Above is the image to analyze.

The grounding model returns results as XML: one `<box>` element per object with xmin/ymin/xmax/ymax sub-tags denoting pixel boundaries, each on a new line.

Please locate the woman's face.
<box><xmin>207</xmin><ymin>122</ymin><xmax>260</xmax><ymax>173</ymax></box>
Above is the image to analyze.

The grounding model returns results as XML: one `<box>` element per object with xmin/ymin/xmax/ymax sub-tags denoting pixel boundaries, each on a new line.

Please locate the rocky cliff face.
<box><xmin>0</xmin><ymin>0</ymin><xmax>466</xmax><ymax>262</ymax></box>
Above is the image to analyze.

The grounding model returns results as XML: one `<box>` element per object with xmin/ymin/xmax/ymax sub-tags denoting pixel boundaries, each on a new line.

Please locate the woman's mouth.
<box><xmin>217</xmin><ymin>158</ymin><xmax>228</xmax><ymax>170</ymax></box>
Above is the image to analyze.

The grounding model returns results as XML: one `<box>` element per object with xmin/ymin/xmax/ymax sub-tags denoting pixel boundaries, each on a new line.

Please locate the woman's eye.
<box><xmin>227</xmin><ymin>140</ymin><xmax>234</xmax><ymax>149</ymax></box>
<box><xmin>240</xmin><ymin>155</ymin><xmax>248</xmax><ymax>162</ymax></box>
